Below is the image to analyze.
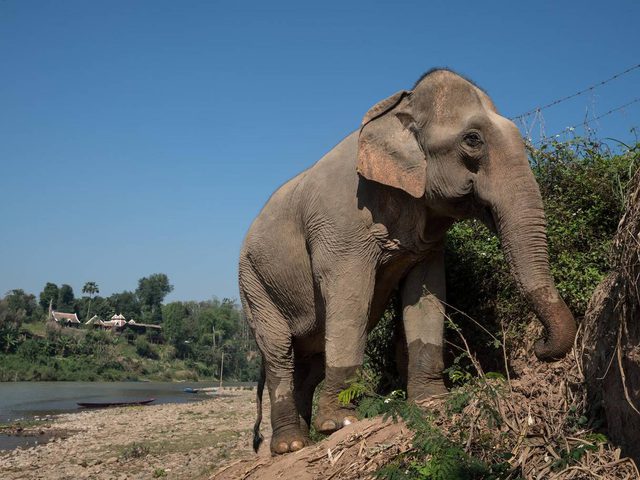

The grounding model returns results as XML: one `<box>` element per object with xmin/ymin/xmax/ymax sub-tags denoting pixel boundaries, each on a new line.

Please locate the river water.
<box><xmin>0</xmin><ymin>381</ymin><xmax>253</xmax><ymax>451</ymax></box>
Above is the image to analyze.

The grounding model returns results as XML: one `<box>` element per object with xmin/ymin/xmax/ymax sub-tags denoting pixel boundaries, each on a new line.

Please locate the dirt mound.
<box><xmin>212</xmin><ymin>416</ymin><xmax>411</xmax><ymax>480</ymax></box>
<box><xmin>583</xmin><ymin>167</ymin><xmax>640</xmax><ymax>464</ymax></box>
<box><xmin>212</xmin><ymin>333</ymin><xmax>639</xmax><ymax>479</ymax></box>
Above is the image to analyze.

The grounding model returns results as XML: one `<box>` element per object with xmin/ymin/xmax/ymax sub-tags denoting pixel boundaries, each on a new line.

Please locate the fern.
<box><xmin>338</xmin><ymin>381</ymin><xmax>369</xmax><ymax>406</ymax></box>
<box><xmin>338</xmin><ymin>368</ymin><xmax>379</xmax><ymax>406</ymax></box>
<box><xmin>339</xmin><ymin>368</ymin><xmax>515</xmax><ymax>479</ymax></box>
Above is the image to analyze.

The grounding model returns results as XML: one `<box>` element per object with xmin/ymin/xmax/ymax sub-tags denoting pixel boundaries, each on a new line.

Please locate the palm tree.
<box><xmin>82</xmin><ymin>281</ymin><xmax>99</xmax><ymax>320</ymax></box>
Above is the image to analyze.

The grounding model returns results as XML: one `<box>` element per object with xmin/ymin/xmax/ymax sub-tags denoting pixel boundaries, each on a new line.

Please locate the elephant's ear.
<box><xmin>357</xmin><ymin>90</ymin><xmax>427</xmax><ymax>199</ymax></box>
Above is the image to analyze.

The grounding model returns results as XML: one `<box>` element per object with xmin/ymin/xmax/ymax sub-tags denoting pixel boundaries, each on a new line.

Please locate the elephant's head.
<box><xmin>357</xmin><ymin>68</ymin><xmax>576</xmax><ymax>361</ymax></box>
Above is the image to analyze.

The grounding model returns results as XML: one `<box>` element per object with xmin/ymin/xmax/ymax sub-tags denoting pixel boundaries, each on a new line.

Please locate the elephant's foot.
<box><xmin>313</xmin><ymin>407</ymin><xmax>358</xmax><ymax>434</ymax></box>
<box><xmin>270</xmin><ymin>425</ymin><xmax>310</xmax><ymax>455</ymax></box>
<box><xmin>408</xmin><ymin>378</ymin><xmax>448</xmax><ymax>403</ymax></box>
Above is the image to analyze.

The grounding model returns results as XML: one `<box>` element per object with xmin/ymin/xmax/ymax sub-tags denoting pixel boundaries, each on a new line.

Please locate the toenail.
<box><xmin>275</xmin><ymin>442</ymin><xmax>289</xmax><ymax>454</ymax></box>
<box><xmin>343</xmin><ymin>416</ymin><xmax>357</xmax><ymax>426</ymax></box>
<box><xmin>320</xmin><ymin>420</ymin><xmax>337</xmax><ymax>431</ymax></box>
<box><xmin>290</xmin><ymin>440</ymin><xmax>304</xmax><ymax>451</ymax></box>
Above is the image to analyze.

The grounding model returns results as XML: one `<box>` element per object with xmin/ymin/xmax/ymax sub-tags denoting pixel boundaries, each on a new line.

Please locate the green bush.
<box><xmin>135</xmin><ymin>337</ymin><xmax>159</xmax><ymax>359</ymax></box>
<box><xmin>445</xmin><ymin>138</ymin><xmax>638</xmax><ymax>363</ymax></box>
<box><xmin>16</xmin><ymin>339</ymin><xmax>45</xmax><ymax>362</ymax></box>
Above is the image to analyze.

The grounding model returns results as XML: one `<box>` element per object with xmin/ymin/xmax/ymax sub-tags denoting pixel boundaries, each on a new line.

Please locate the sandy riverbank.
<box><xmin>0</xmin><ymin>389</ymin><xmax>266</xmax><ymax>480</ymax></box>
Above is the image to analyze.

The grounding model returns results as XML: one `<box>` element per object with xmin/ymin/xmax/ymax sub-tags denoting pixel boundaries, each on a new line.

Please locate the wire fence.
<box><xmin>512</xmin><ymin>63</ymin><xmax>640</xmax><ymax>121</ymax></box>
<box><xmin>510</xmin><ymin>63</ymin><xmax>640</xmax><ymax>144</ymax></box>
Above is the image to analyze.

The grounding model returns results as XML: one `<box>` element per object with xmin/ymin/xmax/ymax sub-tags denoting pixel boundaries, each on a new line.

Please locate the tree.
<box><xmin>136</xmin><ymin>273</ymin><xmax>173</xmax><ymax>324</ymax></box>
<box><xmin>108</xmin><ymin>291</ymin><xmax>141</xmax><ymax>319</ymax></box>
<box><xmin>57</xmin><ymin>284</ymin><xmax>75</xmax><ymax>313</ymax></box>
<box><xmin>5</xmin><ymin>289</ymin><xmax>37</xmax><ymax>322</ymax></box>
<box><xmin>0</xmin><ymin>298</ymin><xmax>25</xmax><ymax>353</ymax></box>
<box><xmin>162</xmin><ymin>302</ymin><xmax>189</xmax><ymax>345</ymax></box>
<box><xmin>39</xmin><ymin>282</ymin><xmax>59</xmax><ymax>310</ymax></box>
<box><xmin>90</xmin><ymin>296</ymin><xmax>113</xmax><ymax>319</ymax></box>
<box><xmin>82</xmin><ymin>281</ymin><xmax>99</xmax><ymax>319</ymax></box>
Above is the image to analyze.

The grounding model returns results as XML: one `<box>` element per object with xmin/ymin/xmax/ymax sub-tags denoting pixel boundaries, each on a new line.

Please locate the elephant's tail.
<box><xmin>253</xmin><ymin>360</ymin><xmax>266</xmax><ymax>452</ymax></box>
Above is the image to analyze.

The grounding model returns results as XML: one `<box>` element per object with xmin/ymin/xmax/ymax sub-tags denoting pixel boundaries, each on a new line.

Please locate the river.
<box><xmin>0</xmin><ymin>381</ymin><xmax>255</xmax><ymax>450</ymax></box>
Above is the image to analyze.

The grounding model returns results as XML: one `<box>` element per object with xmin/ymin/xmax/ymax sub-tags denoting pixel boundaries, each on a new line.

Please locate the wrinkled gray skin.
<box><xmin>239</xmin><ymin>69</ymin><xmax>577</xmax><ymax>455</ymax></box>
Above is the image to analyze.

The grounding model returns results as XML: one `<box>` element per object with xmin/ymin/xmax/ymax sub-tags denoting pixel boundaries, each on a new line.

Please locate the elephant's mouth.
<box><xmin>479</xmin><ymin>206</ymin><xmax>498</xmax><ymax>234</ymax></box>
<box><xmin>435</xmin><ymin>193</ymin><xmax>497</xmax><ymax>234</ymax></box>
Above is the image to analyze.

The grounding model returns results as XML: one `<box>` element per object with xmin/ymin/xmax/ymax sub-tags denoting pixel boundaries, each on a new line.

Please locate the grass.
<box><xmin>110</xmin><ymin>430</ymin><xmax>240</xmax><ymax>462</ymax></box>
<box><xmin>0</xmin><ymin>418</ymin><xmax>50</xmax><ymax>433</ymax></box>
<box><xmin>22</xmin><ymin>322</ymin><xmax>47</xmax><ymax>338</ymax></box>
<box><xmin>119</xmin><ymin>442</ymin><xmax>151</xmax><ymax>460</ymax></box>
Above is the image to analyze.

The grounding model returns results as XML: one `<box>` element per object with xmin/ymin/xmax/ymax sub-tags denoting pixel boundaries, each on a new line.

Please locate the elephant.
<box><xmin>238</xmin><ymin>68</ymin><xmax>577</xmax><ymax>455</ymax></box>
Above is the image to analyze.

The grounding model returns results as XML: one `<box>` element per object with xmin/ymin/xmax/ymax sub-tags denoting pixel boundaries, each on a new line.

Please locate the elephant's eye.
<box><xmin>463</xmin><ymin>132</ymin><xmax>483</xmax><ymax>148</ymax></box>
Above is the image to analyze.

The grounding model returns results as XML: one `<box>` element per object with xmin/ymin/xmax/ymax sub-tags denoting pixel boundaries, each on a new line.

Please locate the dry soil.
<box><xmin>0</xmin><ymin>389</ymin><xmax>263</xmax><ymax>480</ymax></box>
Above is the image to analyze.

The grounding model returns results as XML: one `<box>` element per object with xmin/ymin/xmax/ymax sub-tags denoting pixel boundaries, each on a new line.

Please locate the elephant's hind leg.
<box><xmin>240</xmin><ymin>264</ymin><xmax>309</xmax><ymax>455</ymax></box>
<box><xmin>263</xmin><ymin>347</ymin><xmax>309</xmax><ymax>454</ymax></box>
<box><xmin>257</xmin><ymin>318</ymin><xmax>309</xmax><ymax>454</ymax></box>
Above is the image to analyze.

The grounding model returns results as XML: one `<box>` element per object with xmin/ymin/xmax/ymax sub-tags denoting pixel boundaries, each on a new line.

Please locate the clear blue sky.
<box><xmin>1</xmin><ymin>1</ymin><xmax>638</xmax><ymax>302</ymax></box>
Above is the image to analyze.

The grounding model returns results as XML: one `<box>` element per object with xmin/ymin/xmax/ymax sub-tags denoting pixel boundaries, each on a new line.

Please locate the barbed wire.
<box><xmin>512</xmin><ymin>63</ymin><xmax>640</xmax><ymax>121</ymax></box>
<box><xmin>565</xmin><ymin>97</ymin><xmax>640</xmax><ymax>131</ymax></box>
<box><xmin>534</xmin><ymin>97</ymin><xmax>640</xmax><ymax>144</ymax></box>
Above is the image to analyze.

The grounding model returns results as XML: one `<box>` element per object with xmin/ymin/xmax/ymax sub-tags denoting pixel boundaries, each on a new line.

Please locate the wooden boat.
<box><xmin>77</xmin><ymin>398</ymin><xmax>155</xmax><ymax>408</ymax></box>
<box><xmin>183</xmin><ymin>387</ymin><xmax>217</xmax><ymax>394</ymax></box>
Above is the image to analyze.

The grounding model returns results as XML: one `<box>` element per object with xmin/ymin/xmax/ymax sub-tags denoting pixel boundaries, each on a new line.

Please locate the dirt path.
<box><xmin>0</xmin><ymin>389</ymin><xmax>265</xmax><ymax>480</ymax></box>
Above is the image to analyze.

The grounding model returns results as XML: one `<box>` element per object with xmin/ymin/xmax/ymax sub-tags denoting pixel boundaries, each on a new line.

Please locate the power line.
<box><xmin>512</xmin><ymin>63</ymin><xmax>640</xmax><ymax>121</ymax></box>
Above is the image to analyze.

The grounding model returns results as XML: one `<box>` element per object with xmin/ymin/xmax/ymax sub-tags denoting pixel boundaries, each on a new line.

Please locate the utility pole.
<box><xmin>219</xmin><ymin>350</ymin><xmax>224</xmax><ymax>389</ymax></box>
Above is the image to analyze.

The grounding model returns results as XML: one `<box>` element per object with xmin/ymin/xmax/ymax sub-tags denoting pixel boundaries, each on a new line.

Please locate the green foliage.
<box><xmin>135</xmin><ymin>336</ymin><xmax>159</xmax><ymax>359</ymax></box>
<box><xmin>39</xmin><ymin>282</ymin><xmax>59</xmax><ymax>310</ymax></box>
<box><xmin>57</xmin><ymin>284</ymin><xmax>75</xmax><ymax>313</ymax></box>
<box><xmin>444</xmin><ymin>137</ymin><xmax>639</xmax><ymax>366</ymax></box>
<box><xmin>137</xmin><ymin>273</ymin><xmax>174</xmax><ymax>324</ymax></box>
<box><xmin>338</xmin><ymin>369</ymin><xmax>378</xmax><ymax>406</ymax></box>
<box><xmin>0</xmin><ymin>282</ymin><xmax>259</xmax><ymax>382</ymax></box>
<box><xmin>336</xmin><ymin>370</ymin><xmax>516</xmax><ymax>479</ymax></box>
<box><xmin>347</xmin><ymin>389</ymin><xmax>509</xmax><ymax>480</ymax></box>
<box><xmin>0</xmin><ymin>298</ymin><xmax>27</xmax><ymax>353</ymax></box>
<box><xmin>108</xmin><ymin>291</ymin><xmax>141</xmax><ymax>320</ymax></box>
<box><xmin>550</xmin><ymin>441</ymin><xmax>598</xmax><ymax>472</ymax></box>
<box><xmin>162</xmin><ymin>302</ymin><xmax>190</xmax><ymax>346</ymax></box>
<box><xmin>82</xmin><ymin>281</ymin><xmax>99</xmax><ymax>297</ymax></box>
<box><xmin>82</xmin><ymin>281</ymin><xmax>100</xmax><ymax>319</ymax></box>
<box><xmin>533</xmin><ymin>138</ymin><xmax>638</xmax><ymax>312</ymax></box>
<box><xmin>5</xmin><ymin>289</ymin><xmax>38</xmax><ymax>322</ymax></box>
<box><xmin>17</xmin><ymin>339</ymin><xmax>43</xmax><ymax>361</ymax></box>
<box><xmin>158</xmin><ymin>297</ymin><xmax>258</xmax><ymax>380</ymax></box>
<box><xmin>364</xmin><ymin>294</ymin><xmax>404</xmax><ymax>393</ymax></box>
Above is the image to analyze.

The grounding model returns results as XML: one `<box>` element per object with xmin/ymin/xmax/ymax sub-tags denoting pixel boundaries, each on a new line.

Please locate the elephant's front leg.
<box><xmin>401</xmin><ymin>251</ymin><xmax>448</xmax><ymax>401</ymax></box>
<box><xmin>313</xmin><ymin>263</ymin><xmax>376</xmax><ymax>434</ymax></box>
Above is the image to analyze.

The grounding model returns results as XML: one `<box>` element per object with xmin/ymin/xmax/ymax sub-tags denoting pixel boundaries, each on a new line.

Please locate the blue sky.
<box><xmin>1</xmin><ymin>1</ymin><xmax>638</xmax><ymax>302</ymax></box>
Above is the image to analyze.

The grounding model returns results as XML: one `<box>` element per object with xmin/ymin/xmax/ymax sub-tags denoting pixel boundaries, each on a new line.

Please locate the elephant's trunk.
<box><xmin>490</xmin><ymin>166</ymin><xmax>577</xmax><ymax>361</ymax></box>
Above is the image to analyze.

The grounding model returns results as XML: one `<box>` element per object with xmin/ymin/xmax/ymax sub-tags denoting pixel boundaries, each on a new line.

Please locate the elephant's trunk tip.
<box><xmin>533</xmin><ymin>328</ymin><xmax>576</xmax><ymax>361</ymax></box>
<box><xmin>529</xmin><ymin>287</ymin><xmax>578</xmax><ymax>362</ymax></box>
